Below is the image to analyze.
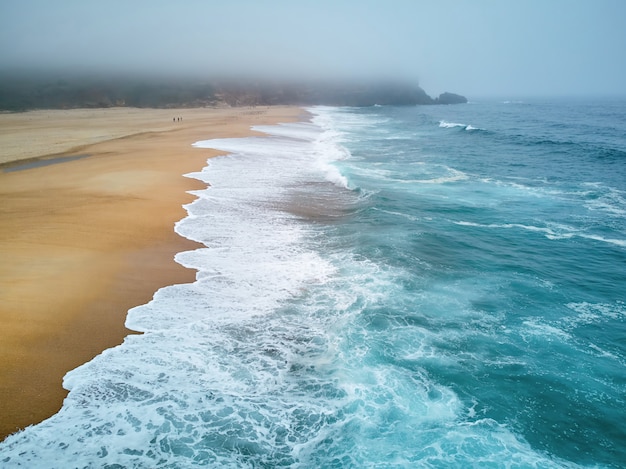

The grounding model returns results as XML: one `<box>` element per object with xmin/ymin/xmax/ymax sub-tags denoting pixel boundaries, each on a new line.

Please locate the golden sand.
<box><xmin>0</xmin><ymin>106</ymin><xmax>303</xmax><ymax>439</ymax></box>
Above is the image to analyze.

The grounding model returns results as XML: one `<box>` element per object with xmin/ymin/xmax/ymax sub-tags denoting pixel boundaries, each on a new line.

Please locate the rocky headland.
<box><xmin>0</xmin><ymin>74</ymin><xmax>467</xmax><ymax>111</ymax></box>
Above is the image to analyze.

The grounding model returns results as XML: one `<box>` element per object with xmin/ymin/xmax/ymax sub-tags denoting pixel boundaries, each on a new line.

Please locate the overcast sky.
<box><xmin>1</xmin><ymin>0</ymin><xmax>625</xmax><ymax>98</ymax></box>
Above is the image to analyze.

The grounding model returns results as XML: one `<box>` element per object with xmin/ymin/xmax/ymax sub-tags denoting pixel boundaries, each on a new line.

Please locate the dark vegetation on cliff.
<box><xmin>0</xmin><ymin>73</ymin><xmax>467</xmax><ymax>111</ymax></box>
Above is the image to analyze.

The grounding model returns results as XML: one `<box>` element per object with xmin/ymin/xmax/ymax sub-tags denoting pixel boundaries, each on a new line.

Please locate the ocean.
<box><xmin>1</xmin><ymin>99</ymin><xmax>625</xmax><ymax>468</ymax></box>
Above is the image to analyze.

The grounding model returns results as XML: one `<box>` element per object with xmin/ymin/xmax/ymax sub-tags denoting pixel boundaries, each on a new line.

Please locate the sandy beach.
<box><xmin>0</xmin><ymin>105</ymin><xmax>303</xmax><ymax>440</ymax></box>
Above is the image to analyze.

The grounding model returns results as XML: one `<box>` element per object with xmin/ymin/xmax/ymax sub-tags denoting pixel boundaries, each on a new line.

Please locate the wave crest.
<box><xmin>439</xmin><ymin>120</ymin><xmax>485</xmax><ymax>132</ymax></box>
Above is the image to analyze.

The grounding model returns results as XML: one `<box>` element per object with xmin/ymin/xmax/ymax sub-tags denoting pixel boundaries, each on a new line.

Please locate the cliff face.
<box><xmin>302</xmin><ymin>82</ymin><xmax>437</xmax><ymax>106</ymax></box>
<box><xmin>0</xmin><ymin>75</ymin><xmax>467</xmax><ymax>110</ymax></box>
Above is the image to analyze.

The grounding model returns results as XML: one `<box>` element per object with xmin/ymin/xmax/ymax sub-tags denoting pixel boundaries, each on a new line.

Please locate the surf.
<box><xmin>2</xmin><ymin>100</ymin><xmax>625</xmax><ymax>468</ymax></box>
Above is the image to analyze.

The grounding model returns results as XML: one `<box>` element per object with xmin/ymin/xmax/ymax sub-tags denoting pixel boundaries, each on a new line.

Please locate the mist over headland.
<box><xmin>1</xmin><ymin>0</ymin><xmax>625</xmax><ymax>102</ymax></box>
<box><xmin>0</xmin><ymin>70</ymin><xmax>470</xmax><ymax>110</ymax></box>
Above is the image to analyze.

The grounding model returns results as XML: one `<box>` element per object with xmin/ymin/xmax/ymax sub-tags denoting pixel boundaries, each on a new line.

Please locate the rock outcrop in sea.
<box><xmin>434</xmin><ymin>92</ymin><xmax>468</xmax><ymax>105</ymax></box>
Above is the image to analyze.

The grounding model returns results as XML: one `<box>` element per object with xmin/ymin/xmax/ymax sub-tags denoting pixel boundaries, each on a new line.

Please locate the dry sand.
<box><xmin>0</xmin><ymin>106</ymin><xmax>304</xmax><ymax>440</ymax></box>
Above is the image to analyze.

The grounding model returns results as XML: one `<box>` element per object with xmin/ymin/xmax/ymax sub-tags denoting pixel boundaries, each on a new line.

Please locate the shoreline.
<box><xmin>0</xmin><ymin>106</ymin><xmax>303</xmax><ymax>440</ymax></box>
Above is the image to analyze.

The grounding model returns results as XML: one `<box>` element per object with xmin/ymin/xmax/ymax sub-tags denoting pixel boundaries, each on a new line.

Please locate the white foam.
<box><xmin>453</xmin><ymin>219</ymin><xmax>626</xmax><ymax>248</ymax></box>
<box><xmin>0</xmin><ymin>117</ymin><xmax>353</xmax><ymax>466</ymax></box>
<box><xmin>439</xmin><ymin>120</ymin><xmax>466</xmax><ymax>128</ymax></box>
<box><xmin>578</xmin><ymin>233</ymin><xmax>626</xmax><ymax>247</ymax></box>
<box><xmin>565</xmin><ymin>301</ymin><xmax>626</xmax><ymax>325</ymax></box>
<box><xmin>438</xmin><ymin>120</ymin><xmax>485</xmax><ymax>132</ymax></box>
<box><xmin>0</xmin><ymin>107</ymin><xmax>589</xmax><ymax>469</ymax></box>
<box><xmin>521</xmin><ymin>319</ymin><xmax>571</xmax><ymax>341</ymax></box>
<box><xmin>582</xmin><ymin>183</ymin><xmax>626</xmax><ymax>218</ymax></box>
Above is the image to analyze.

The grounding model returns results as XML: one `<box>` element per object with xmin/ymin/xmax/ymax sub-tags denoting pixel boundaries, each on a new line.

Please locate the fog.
<box><xmin>1</xmin><ymin>0</ymin><xmax>625</xmax><ymax>98</ymax></box>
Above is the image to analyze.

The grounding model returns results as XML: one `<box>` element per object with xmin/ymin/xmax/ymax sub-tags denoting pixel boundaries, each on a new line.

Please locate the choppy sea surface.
<box><xmin>2</xmin><ymin>99</ymin><xmax>625</xmax><ymax>468</ymax></box>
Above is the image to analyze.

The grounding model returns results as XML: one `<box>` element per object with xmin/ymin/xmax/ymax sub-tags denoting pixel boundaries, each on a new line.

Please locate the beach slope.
<box><xmin>0</xmin><ymin>106</ymin><xmax>302</xmax><ymax>439</ymax></box>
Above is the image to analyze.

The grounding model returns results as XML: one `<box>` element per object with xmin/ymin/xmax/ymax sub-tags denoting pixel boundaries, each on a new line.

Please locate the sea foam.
<box><xmin>2</xmin><ymin>102</ymin><xmax>623</xmax><ymax>467</ymax></box>
<box><xmin>0</xmin><ymin>116</ymin><xmax>348</xmax><ymax>467</ymax></box>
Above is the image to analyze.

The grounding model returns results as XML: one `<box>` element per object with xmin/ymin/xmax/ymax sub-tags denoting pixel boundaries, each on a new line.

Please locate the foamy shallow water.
<box><xmin>2</xmin><ymin>102</ymin><xmax>625</xmax><ymax>467</ymax></box>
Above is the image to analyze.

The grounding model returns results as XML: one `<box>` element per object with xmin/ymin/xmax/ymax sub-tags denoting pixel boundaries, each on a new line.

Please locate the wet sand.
<box><xmin>0</xmin><ymin>106</ymin><xmax>303</xmax><ymax>439</ymax></box>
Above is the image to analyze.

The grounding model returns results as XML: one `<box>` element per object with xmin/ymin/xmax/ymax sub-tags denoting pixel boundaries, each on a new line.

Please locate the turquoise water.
<box><xmin>1</xmin><ymin>100</ymin><xmax>625</xmax><ymax>467</ymax></box>
<box><xmin>322</xmin><ymin>101</ymin><xmax>626</xmax><ymax>466</ymax></box>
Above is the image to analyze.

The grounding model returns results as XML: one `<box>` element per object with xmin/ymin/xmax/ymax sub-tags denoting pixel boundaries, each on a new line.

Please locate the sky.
<box><xmin>1</xmin><ymin>0</ymin><xmax>625</xmax><ymax>98</ymax></box>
